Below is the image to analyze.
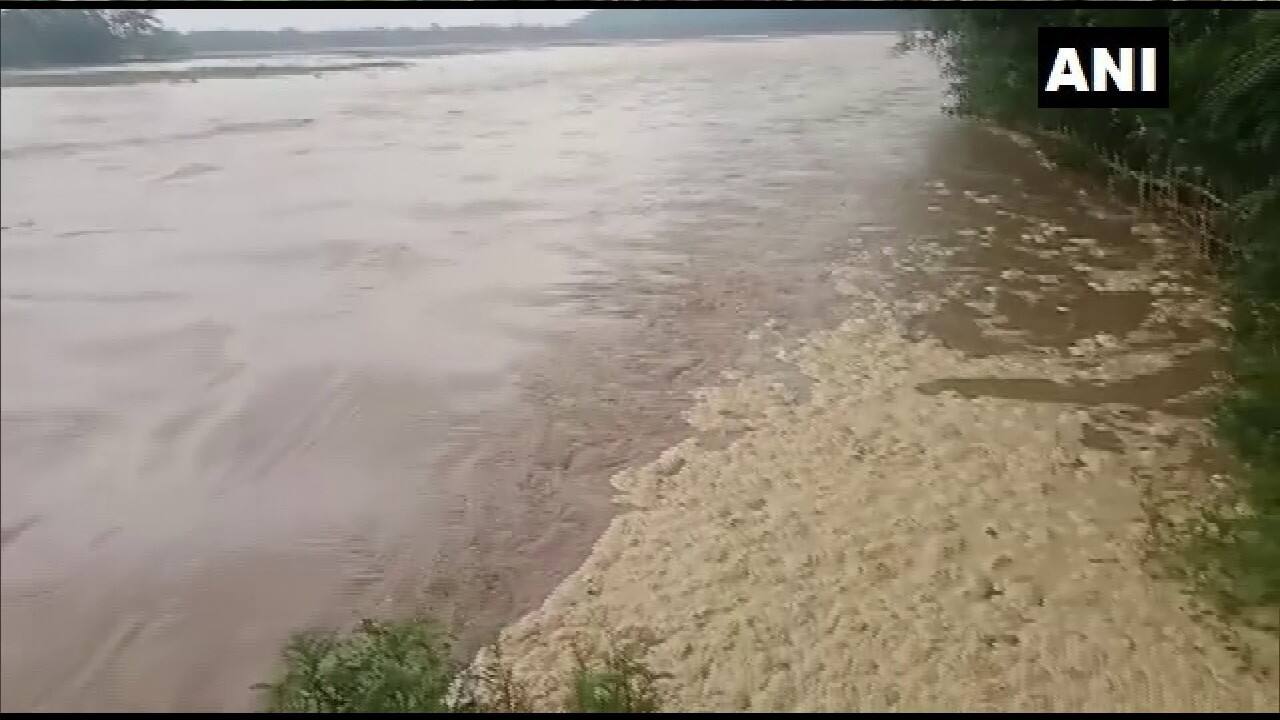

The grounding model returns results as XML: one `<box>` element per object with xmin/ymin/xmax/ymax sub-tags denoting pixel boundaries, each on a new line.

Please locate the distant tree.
<box><xmin>103</xmin><ymin>9</ymin><xmax>161</xmax><ymax>38</ymax></box>
<box><xmin>0</xmin><ymin>8</ymin><xmax>183</xmax><ymax>67</ymax></box>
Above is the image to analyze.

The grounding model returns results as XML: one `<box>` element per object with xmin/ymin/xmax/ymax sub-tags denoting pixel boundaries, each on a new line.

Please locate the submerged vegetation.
<box><xmin>907</xmin><ymin>8</ymin><xmax>1279</xmax><ymax>622</ymax></box>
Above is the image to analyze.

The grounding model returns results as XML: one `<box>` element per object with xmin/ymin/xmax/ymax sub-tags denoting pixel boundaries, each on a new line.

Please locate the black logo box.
<box><xmin>1038</xmin><ymin>26</ymin><xmax>1170</xmax><ymax>109</ymax></box>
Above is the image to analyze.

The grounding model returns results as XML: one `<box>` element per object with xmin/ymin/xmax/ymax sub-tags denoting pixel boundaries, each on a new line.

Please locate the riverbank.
<box><xmin>907</xmin><ymin>7</ymin><xmax>1279</xmax><ymax>621</ymax></box>
<box><xmin>482</xmin><ymin>126</ymin><xmax>1280</xmax><ymax>711</ymax></box>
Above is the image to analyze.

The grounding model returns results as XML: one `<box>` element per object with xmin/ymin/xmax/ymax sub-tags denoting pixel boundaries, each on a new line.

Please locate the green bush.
<box><xmin>264</xmin><ymin>619</ymin><xmax>458</xmax><ymax>713</ymax></box>
<box><xmin>261</xmin><ymin>618</ymin><xmax>663</xmax><ymax>713</ymax></box>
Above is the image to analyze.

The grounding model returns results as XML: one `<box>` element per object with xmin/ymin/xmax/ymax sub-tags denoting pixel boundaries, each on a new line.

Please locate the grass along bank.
<box><xmin>261</xmin><ymin>618</ymin><xmax>662</xmax><ymax>713</ymax></box>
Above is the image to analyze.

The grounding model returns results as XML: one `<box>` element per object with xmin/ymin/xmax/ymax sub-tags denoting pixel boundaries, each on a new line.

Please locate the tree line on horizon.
<box><xmin>0</xmin><ymin>8</ymin><xmax>914</xmax><ymax>67</ymax></box>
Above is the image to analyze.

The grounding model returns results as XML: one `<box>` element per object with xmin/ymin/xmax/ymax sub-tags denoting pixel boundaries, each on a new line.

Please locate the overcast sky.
<box><xmin>158</xmin><ymin>8</ymin><xmax>591</xmax><ymax>32</ymax></box>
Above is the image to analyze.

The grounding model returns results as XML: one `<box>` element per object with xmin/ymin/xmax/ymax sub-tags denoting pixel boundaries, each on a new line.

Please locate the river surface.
<box><xmin>4</xmin><ymin>34</ymin><xmax>1266</xmax><ymax>712</ymax></box>
<box><xmin>0</xmin><ymin>33</ymin><xmax>940</xmax><ymax>711</ymax></box>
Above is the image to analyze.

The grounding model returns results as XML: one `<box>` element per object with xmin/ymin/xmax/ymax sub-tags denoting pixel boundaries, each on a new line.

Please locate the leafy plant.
<box><xmin>261</xmin><ymin>617</ymin><xmax>664</xmax><ymax>713</ymax></box>
<box><xmin>567</xmin><ymin>638</ymin><xmax>663</xmax><ymax>713</ymax></box>
<box><xmin>264</xmin><ymin>618</ymin><xmax>459</xmax><ymax>713</ymax></box>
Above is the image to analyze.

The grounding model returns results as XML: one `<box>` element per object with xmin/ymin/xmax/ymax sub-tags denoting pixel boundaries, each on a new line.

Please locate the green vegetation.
<box><xmin>261</xmin><ymin>618</ymin><xmax>662</xmax><ymax>713</ymax></box>
<box><xmin>907</xmin><ymin>9</ymin><xmax>1279</xmax><ymax>623</ymax></box>
<box><xmin>565</xmin><ymin>640</ymin><xmax>663</xmax><ymax>713</ymax></box>
<box><xmin>0</xmin><ymin>9</ymin><xmax>188</xmax><ymax>68</ymax></box>
<box><xmin>264</xmin><ymin>619</ymin><xmax>457</xmax><ymax>712</ymax></box>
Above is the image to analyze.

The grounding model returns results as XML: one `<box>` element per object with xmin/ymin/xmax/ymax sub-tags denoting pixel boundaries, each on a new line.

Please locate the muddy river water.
<box><xmin>2</xmin><ymin>35</ymin><xmax>1276</xmax><ymax>711</ymax></box>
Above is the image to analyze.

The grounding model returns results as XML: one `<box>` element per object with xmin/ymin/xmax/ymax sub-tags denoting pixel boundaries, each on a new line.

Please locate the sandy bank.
<box><xmin>488</xmin><ymin>213</ymin><xmax>1279</xmax><ymax>711</ymax></box>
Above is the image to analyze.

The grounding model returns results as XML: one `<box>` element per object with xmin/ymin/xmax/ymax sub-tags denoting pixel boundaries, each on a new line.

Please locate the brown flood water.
<box><xmin>1</xmin><ymin>34</ymin><xmax>1260</xmax><ymax>712</ymax></box>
